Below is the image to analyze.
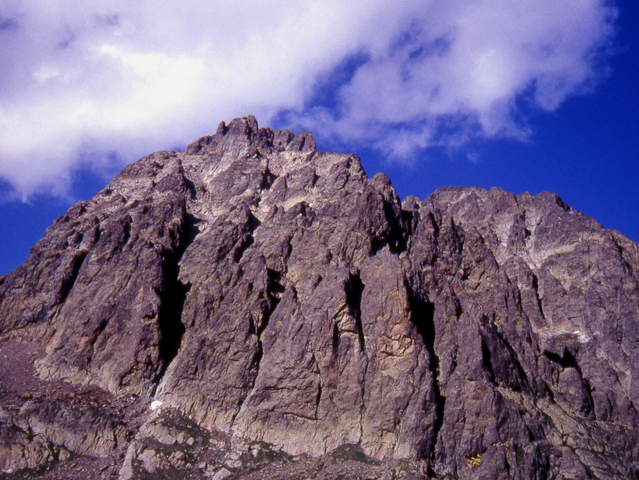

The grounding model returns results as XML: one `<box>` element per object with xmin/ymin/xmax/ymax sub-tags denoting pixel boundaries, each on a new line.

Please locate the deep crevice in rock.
<box><xmin>543</xmin><ymin>347</ymin><xmax>595</xmax><ymax>416</ymax></box>
<box><xmin>543</xmin><ymin>348</ymin><xmax>579</xmax><ymax>369</ymax></box>
<box><xmin>344</xmin><ymin>273</ymin><xmax>365</xmax><ymax>353</ymax></box>
<box><xmin>248</xmin><ymin>314</ymin><xmax>257</xmax><ymax>336</ymax></box>
<box><xmin>531</xmin><ymin>273</ymin><xmax>546</xmax><ymax>320</ymax></box>
<box><xmin>481</xmin><ymin>338</ymin><xmax>497</xmax><ymax>384</ymax></box>
<box><xmin>247</xmin><ymin>212</ymin><xmax>261</xmax><ymax>233</ymax></box>
<box><xmin>479</xmin><ymin>318</ymin><xmax>529</xmax><ymax>393</ymax></box>
<box><xmin>407</xmin><ymin>286</ymin><xmax>445</xmax><ymax>459</ymax></box>
<box><xmin>153</xmin><ymin>258</ymin><xmax>189</xmax><ymax>385</ymax></box>
<box><xmin>233</xmin><ymin>213</ymin><xmax>261</xmax><ymax>263</ymax></box>
<box><xmin>257</xmin><ymin>269</ymin><xmax>284</xmax><ymax>337</ymax></box>
<box><xmin>582</xmin><ymin>377</ymin><xmax>595</xmax><ymax>417</ymax></box>
<box><xmin>454</xmin><ymin>297</ymin><xmax>463</xmax><ymax>319</ymax></box>
<box><xmin>153</xmin><ymin>213</ymin><xmax>200</xmax><ymax>385</ymax></box>
<box><xmin>371</xmin><ymin>201</ymin><xmax>408</xmax><ymax>255</ymax></box>
<box><xmin>251</xmin><ymin>341</ymin><xmax>264</xmax><ymax>380</ymax></box>
<box><xmin>332</xmin><ymin>323</ymin><xmax>340</xmax><ymax>357</ymax></box>
<box><xmin>233</xmin><ymin>234</ymin><xmax>254</xmax><ymax>263</ymax></box>
<box><xmin>122</xmin><ymin>220</ymin><xmax>131</xmax><ymax>246</ymax></box>
<box><xmin>91</xmin><ymin>224</ymin><xmax>102</xmax><ymax>245</ymax></box>
<box><xmin>119</xmin><ymin>216</ymin><xmax>132</xmax><ymax>249</ymax></box>
<box><xmin>183</xmin><ymin>176</ymin><xmax>197</xmax><ymax>199</ymax></box>
<box><xmin>57</xmin><ymin>251</ymin><xmax>88</xmax><ymax>305</ymax></box>
<box><xmin>315</xmin><ymin>382</ymin><xmax>322</xmax><ymax>420</ymax></box>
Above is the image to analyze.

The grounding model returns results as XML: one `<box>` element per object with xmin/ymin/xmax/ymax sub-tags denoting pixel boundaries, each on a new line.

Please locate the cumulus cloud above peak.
<box><xmin>0</xmin><ymin>0</ymin><xmax>618</xmax><ymax>198</ymax></box>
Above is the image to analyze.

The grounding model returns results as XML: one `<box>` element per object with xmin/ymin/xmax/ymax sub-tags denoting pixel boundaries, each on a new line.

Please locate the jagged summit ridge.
<box><xmin>0</xmin><ymin>117</ymin><xmax>638</xmax><ymax>479</ymax></box>
<box><xmin>187</xmin><ymin>115</ymin><xmax>317</xmax><ymax>156</ymax></box>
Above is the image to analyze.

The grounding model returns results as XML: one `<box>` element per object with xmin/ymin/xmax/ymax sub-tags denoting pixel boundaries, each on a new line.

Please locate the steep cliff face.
<box><xmin>1</xmin><ymin>116</ymin><xmax>638</xmax><ymax>479</ymax></box>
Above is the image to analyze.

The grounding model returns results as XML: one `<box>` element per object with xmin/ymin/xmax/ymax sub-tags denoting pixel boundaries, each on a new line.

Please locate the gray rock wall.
<box><xmin>0</xmin><ymin>116</ymin><xmax>638</xmax><ymax>479</ymax></box>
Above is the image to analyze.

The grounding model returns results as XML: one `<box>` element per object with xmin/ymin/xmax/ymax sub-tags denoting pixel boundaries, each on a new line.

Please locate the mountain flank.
<box><xmin>1</xmin><ymin>116</ymin><xmax>638</xmax><ymax>479</ymax></box>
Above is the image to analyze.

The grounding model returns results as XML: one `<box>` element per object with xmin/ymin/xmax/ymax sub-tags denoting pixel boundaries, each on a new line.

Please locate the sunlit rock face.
<box><xmin>1</xmin><ymin>116</ymin><xmax>638</xmax><ymax>479</ymax></box>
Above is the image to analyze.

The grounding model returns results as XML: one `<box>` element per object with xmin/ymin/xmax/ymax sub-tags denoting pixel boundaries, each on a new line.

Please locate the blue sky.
<box><xmin>1</xmin><ymin>1</ymin><xmax>637</xmax><ymax>275</ymax></box>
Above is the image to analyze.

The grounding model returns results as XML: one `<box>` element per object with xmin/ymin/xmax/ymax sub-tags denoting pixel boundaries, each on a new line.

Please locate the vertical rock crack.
<box><xmin>407</xmin><ymin>284</ymin><xmax>445</xmax><ymax>460</ymax></box>
<box><xmin>152</xmin><ymin>212</ymin><xmax>200</xmax><ymax>386</ymax></box>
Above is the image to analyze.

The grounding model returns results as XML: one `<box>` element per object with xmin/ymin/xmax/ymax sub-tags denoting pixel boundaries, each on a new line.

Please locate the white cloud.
<box><xmin>0</xmin><ymin>0</ymin><xmax>617</xmax><ymax>198</ymax></box>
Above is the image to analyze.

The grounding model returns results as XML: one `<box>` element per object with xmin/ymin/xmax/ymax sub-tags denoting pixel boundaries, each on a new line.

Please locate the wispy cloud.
<box><xmin>0</xmin><ymin>0</ymin><xmax>617</xmax><ymax>199</ymax></box>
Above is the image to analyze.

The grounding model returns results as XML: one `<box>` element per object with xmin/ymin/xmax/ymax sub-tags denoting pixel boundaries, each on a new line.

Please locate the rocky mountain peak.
<box><xmin>185</xmin><ymin>115</ymin><xmax>317</xmax><ymax>169</ymax></box>
<box><xmin>1</xmin><ymin>117</ymin><xmax>638</xmax><ymax>479</ymax></box>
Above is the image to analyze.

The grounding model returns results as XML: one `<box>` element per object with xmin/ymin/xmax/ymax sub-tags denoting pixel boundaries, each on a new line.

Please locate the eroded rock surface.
<box><xmin>1</xmin><ymin>116</ymin><xmax>638</xmax><ymax>479</ymax></box>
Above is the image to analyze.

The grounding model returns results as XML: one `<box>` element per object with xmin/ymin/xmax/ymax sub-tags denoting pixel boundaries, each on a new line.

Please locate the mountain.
<box><xmin>1</xmin><ymin>116</ymin><xmax>638</xmax><ymax>479</ymax></box>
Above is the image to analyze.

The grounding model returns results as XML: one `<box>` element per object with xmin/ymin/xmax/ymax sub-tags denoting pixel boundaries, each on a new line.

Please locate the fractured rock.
<box><xmin>0</xmin><ymin>116</ymin><xmax>638</xmax><ymax>479</ymax></box>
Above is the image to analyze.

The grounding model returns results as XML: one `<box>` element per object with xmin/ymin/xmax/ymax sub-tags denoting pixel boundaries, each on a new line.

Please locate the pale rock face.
<box><xmin>0</xmin><ymin>116</ymin><xmax>638</xmax><ymax>479</ymax></box>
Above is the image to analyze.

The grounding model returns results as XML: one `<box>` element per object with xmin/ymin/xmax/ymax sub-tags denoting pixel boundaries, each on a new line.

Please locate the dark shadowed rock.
<box><xmin>1</xmin><ymin>116</ymin><xmax>638</xmax><ymax>479</ymax></box>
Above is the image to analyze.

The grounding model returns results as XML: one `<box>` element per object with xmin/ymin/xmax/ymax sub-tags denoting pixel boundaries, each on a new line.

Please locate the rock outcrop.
<box><xmin>1</xmin><ymin>116</ymin><xmax>638</xmax><ymax>479</ymax></box>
